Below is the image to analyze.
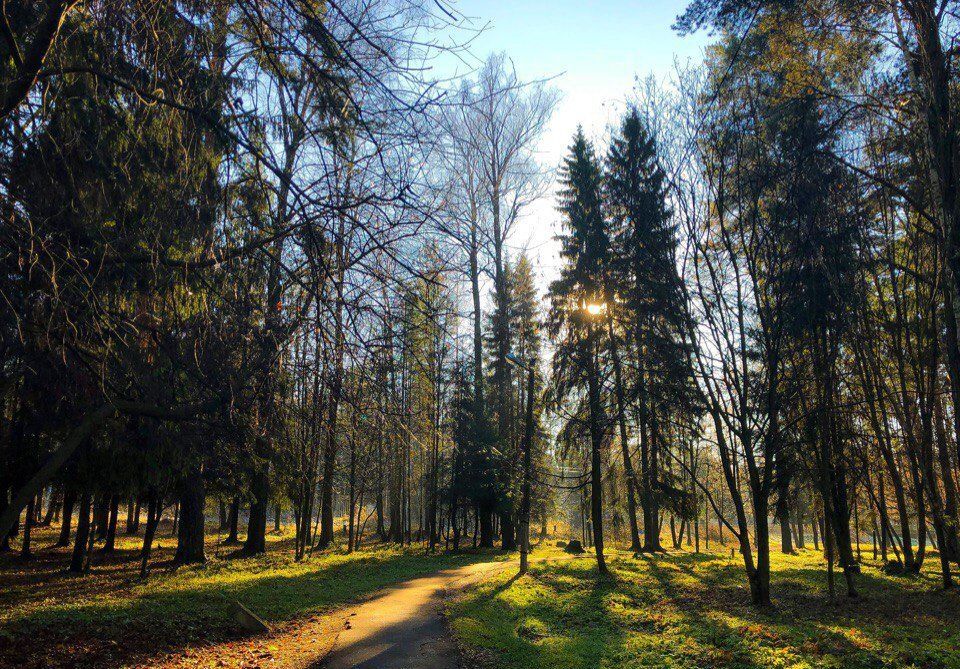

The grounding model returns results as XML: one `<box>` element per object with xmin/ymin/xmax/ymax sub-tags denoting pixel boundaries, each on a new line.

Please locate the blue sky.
<box><xmin>437</xmin><ymin>0</ymin><xmax>709</xmax><ymax>289</ymax></box>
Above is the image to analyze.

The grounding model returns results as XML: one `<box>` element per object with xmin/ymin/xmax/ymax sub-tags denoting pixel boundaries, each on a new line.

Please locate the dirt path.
<box><xmin>319</xmin><ymin>559</ymin><xmax>508</xmax><ymax>669</ymax></box>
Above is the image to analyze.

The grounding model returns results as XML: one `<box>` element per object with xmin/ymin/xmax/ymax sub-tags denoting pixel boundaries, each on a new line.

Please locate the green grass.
<box><xmin>0</xmin><ymin>527</ymin><xmax>506</xmax><ymax>666</ymax></box>
<box><xmin>4</xmin><ymin>544</ymin><xmax>493</xmax><ymax>630</ymax></box>
<box><xmin>448</xmin><ymin>545</ymin><xmax>960</xmax><ymax>669</ymax></box>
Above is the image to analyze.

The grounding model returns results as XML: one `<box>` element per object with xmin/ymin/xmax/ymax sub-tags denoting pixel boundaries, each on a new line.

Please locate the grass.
<box><xmin>6</xmin><ymin>525</ymin><xmax>959</xmax><ymax>668</ymax></box>
<box><xmin>0</xmin><ymin>525</ymin><xmax>505</xmax><ymax>668</ymax></box>
<box><xmin>448</xmin><ymin>543</ymin><xmax>960</xmax><ymax>669</ymax></box>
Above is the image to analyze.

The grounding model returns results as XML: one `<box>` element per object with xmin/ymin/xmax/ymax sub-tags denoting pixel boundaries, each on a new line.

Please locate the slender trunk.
<box><xmin>934</xmin><ymin>395</ymin><xmax>960</xmax><ymax>563</ymax></box>
<box><xmin>606</xmin><ymin>313</ymin><xmax>641</xmax><ymax>551</ymax></box>
<box><xmin>55</xmin><ymin>489</ymin><xmax>76</xmax><ymax>547</ymax></box>
<box><xmin>586</xmin><ymin>321</ymin><xmax>607</xmax><ymax>574</ymax></box>
<box><xmin>225</xmin><ymin>496</ymin><xmax>240</xmax><ymax>544</ymax></box>
<box><xmin>812</xmin><ymin>509</ymin><xmax>820</xmax><ymax>551</ymax></box>
<box><xmin>317</xmin><ymin>373</ymin><xmax>343</xmax><ymax>549</ymax></box>
<box><xmin>103</xmin><ymin>494</ymin><xmax>119</xmax><ymax>553</ymax></box>
<box><xmin>20</xmin><ymin>497</ymin><xmax>33</xmax><ymax>558</ymax></box>
<box><xmin>41</xmin><ymin>487</ymin><xmax>60</xmax><ymax>526</ymax></box>
<box><xmin>128</xmin><ymin>499</ymin><xmax>139</xmax><ymax>535</ymax></box>
<box><xmin>777</xmin><ymin>475</ymin><xmax>793</xmax><ymax>554</ymax></box>
<box><xmin>94</xmin><ymin>495</ymin><xmax>109</xmax><ymax>541</ymax></box>
<box><xmin>519</xmin><ymin>366</ymin><xmax>534</xmax><ymax>574</ymax></box>
<box><xmin>140</xmin><ymin>495</ymin><xmax>161</xmax><ymax>578</ymax></box>
<box><xmin>70</xmin><ymin>492</ymin><xmax>92</xmax><ymax>573</ymax></box>
<box><xmin>478</xmin><ymin>503</ymin><xmax>494</xmax><ymax>548</ymax></box>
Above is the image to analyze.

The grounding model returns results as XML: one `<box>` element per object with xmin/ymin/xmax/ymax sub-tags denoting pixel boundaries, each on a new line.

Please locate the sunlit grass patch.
<box><xmin>448</xmin><ymin>545</ymin><xmax>960</xmax><ymax>669</ymax></box>
<box><xmin>0</xmin><ymin>527</ymin><xmax>506</xmax><ymax>667</ymax></box>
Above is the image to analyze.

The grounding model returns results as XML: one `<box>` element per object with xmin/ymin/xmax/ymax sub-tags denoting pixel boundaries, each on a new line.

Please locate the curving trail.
<box><xmin>319</xmin><ymin>559</ymin><xmax>508</xmax><ymax>669</ymax></box>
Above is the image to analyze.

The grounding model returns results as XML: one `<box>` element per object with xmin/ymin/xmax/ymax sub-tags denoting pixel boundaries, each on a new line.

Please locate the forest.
<box><xmin>2</xmin><ymin>1</ymin><xmax>960</xmax><ymax>668</ymax></box>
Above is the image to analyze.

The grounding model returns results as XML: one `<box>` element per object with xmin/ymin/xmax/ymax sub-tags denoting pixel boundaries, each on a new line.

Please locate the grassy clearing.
<box><xmin>448</xmin><ymin>544</ymin><xmax>960</xmax><ymax>669</ymax></box>
<box><xmin>0</xmin><ymin>526</ymin><xmax>503</xmax><ymax>668</ymax></box>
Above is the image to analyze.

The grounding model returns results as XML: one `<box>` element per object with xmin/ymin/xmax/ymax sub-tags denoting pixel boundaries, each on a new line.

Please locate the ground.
<box><xmin>447</xmin><ymin>544</ymin><xmax>960</xmax><ymax>669</ymax></box>
<box><xmin>0</xmin><ymin>524</ymin><xmax>502</xmax><ymax>668</ymax></box>
<box><xmin>322</xmin><ymin>560</ymin><xmax>509</xmax><ymax>669</ymax></box>
<box><xmin>3</xmin><ymin>528</ymin><xmax>959</xmax><ymax>669</ymax></box>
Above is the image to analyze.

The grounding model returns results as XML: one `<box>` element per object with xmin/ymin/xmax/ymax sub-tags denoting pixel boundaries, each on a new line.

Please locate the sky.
<box><xmin>437</xmin><ymin>0</ymin><xmax>709</xmax><ymax>293</ymax></box>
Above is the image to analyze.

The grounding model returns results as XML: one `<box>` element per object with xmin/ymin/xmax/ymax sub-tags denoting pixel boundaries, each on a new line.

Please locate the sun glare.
<box><xmin>585</xmin><ymin>302</ymin><xmax>606</xmax><ymax>316</ymax></box>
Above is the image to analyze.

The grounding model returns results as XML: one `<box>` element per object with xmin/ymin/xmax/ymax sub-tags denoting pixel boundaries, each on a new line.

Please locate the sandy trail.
<box><xmin>319</xmin><ymin>559</ymin><xmax>508</xmax><ymax>669</ymax></box>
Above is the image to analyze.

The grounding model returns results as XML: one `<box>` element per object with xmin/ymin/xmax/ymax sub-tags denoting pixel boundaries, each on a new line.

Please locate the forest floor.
<box><xmin>448</xmin><ymin>543</ymin><xmax>960</xmax><ymax>669</ymax></box>
<box><xmin>321</xmin><ymin>558</ymin><xmax>512</xmax><ymax>669</ymax></box>
<box><xmin>0</xmin><ymin>524</ymin><xmax>506</xmax><ymax>669</ymax></box>
<box><xmin>4</xmin><ymin>528</ymin><xmax>960</xmax><ymax>669</ymax></box>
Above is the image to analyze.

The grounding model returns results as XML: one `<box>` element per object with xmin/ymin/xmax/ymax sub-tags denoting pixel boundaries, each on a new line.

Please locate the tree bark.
<box><xmin>224</xmin><ymin>496</ymin><xmax>240</xmax><ymax>544</ymax></box>
<box><xmin>20</xmin><ymin>497</ymin><xmax>34</xmax><ymax>558</ymax></box>
<box><xmin>606</xmin><ymin>313</ymin><xmax>642</xmax><ymax>552</ymax></box>
<box><xmin>70</xmin><ymin>492</ymin><xmax>92</xmax><ymax>573</ymax></box>
<box><xmin>55</xmin><ymin>489</ymin><xmax>76</xmax><ymax>547</ymax></box>
<box><xmin>103</xmin><ymin>494</ymin><xmax>120</xmax><ymax>553</ymax></box>
<box><xmin>243</xmin><ymin>467</ymin><xmax>269</xmax><ymax>555</ymax></box>
<box><xmin>173</xmin><ymin>468</ymin><xmax>206</xmax><ymax>565</ymax></box>
<box><xmin>140</xmin><ymin>495</ymin><xmax>161</xmax><ymax>578</ymax></box>
<box><xmin>585</xmin><ymin>321</ymin><xmax>607</xmax><ymax>574</ymax></box>
<box><xmin>126</xmin><ymin>499</ymin><xmax>138</xmax><ymax>535</ymax></box>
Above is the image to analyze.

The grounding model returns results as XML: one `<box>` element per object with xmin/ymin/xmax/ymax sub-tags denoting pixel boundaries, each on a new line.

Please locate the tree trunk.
<box><xmin>501</xmin><ymin>511</ymin><xmax>517</xmax><ymax>551</ymax></box>
<box><xmin>812</xmin><ymin>510</ymin><xmax>820</xmax><ymax>551</ymax></box>
<box><xmin>777</xmin><ymin>484</ymin><xmax>794</xmax><ymax>554</ymax></box>
<box><xmin>20</xmin><ymin>497</ymin><xmax>34</xmax><ymax>558</ymax></box>
<box><xmin>127</xmin><ymin>499</ymin><xmax>138</xmax><ymax>535</ymax></box>
<box><xmin>94</xmin><ymin>495</ymin><xmax>109</xmax><ymax>541</ymax></box>
<box><xmin>41</xmin><ymin>487</ymin><xmax>60</xmax><ymax>526</ymax></box>
<box><xmin>317</xmin><ymin>373</ymin><xmax>342</xmax><ymax>550</ymax></box>
<box><xmin>173</xmin><ymin>469</ymin><xmax>206</xmax><ymax>565</ymax></box>
<box><xmin>243</xmin><ymin>468</ymin><xmax>269</xmax><ymax>555</ymax></box>
<box><xmin>586</xmin><ymin>322</ymin><xmax>607</xmax><ymax>574</ymax></box>
<box><xmin>70</xmin><ymin>492</ymin><xmax>92</xmax><ymax>573</ymax></box>
<box><xmin>103</xmin><ymin>494</ymin><xmax>120</xmax><ymax>553</ymax></box>
<box><xmin>140</xmin><ymin>495</ymin><xmax>161</xmax><ymax>578</ymax></box>
<box><xmin>56</xmin><ymin>489</ymin><xmax>76</xmax><ymax>547</ymax></box>
<box><xmin>478</xmin><ymin>503</ymin><xmax>495</xmax><ymax>548</ymax></box>
<box><xmin>606</xmin><ymin>313</ymin><xmax>641</xmax><ymax>552</ymax></box>
<box><xmin>225</xmin><ymin>496</ymin><xmax>240</xmax><ymax>544</ymax></box>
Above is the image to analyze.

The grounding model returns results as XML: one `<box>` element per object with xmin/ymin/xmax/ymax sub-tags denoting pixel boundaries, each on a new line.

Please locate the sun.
<box><xmin>584</xmin><ymin>302</ymin><xmax>607</xmax><ymax>316</ymax></box>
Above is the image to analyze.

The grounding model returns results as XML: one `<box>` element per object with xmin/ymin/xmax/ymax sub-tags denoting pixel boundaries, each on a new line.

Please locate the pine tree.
<box><xmin>605</xmin><ymin>108</ymin><xmax>691</xmax><ymax>552</ymax></box>
<box><xmin>548</xmin><ymin>127</ymin><xmax>610</xmax><ymax>574</ymax></box>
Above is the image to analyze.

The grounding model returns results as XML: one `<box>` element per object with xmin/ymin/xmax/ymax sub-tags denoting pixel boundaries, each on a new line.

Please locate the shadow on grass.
<box><xmin>636</xmin><ymin>550</ymin><xmax>960</xmax><ymax>669</ymax></box>
<box><xmin>451</xmin><ymin>557</ymin><xmax>628</xmax><ymax>669</ymax></box>
<box><xmin>451</xmin><ymin>548</ymin><xmax>960</xmax><ymax>669</ymax></box>
<box><xmin>0</xmin><ymin>546</ymin><xmax>501</xmax><ymax>669</ymax></box>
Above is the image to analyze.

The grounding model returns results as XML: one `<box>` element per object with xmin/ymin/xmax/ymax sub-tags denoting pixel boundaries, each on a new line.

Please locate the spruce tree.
<box><xmin>548</xmin><ymin>127</ymin><xmax>610</xmax><ymax>574</ymax></box>
<box><xmin>605</xmin><ymin>108</ymin><xmax>691</xmax><ymax>552</ymax></box>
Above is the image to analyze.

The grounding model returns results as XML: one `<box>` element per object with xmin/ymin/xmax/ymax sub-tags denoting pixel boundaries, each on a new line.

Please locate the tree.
<box><xmin>605</xmin><ymin>107</ymin><xmax>693</xmax><ymax>553</ymax></box>
<box><xmin>548</xmin><ymin>128</ymin><xmax>610</xmax><ymax>575</ymax></box>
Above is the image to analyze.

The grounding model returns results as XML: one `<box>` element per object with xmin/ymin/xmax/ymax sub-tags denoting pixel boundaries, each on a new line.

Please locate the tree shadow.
<box><xmin>453</xmin><ymin>548</ymin><xmax>960</xmax><ymax>669</ymax></box>
<box><xmin>635</xmin><ymin>550</ymin><xmax>960</xmax><ymax>668</ymax></box>
<box><xmin>453</xmin><ymin>559</ymin><xmax>627</xmax><ymax>669</ymax></box>
<box><xmin>0</xmin><ymin>544</ymin><xmax>496</xmax><ymax>669</ymax></box>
